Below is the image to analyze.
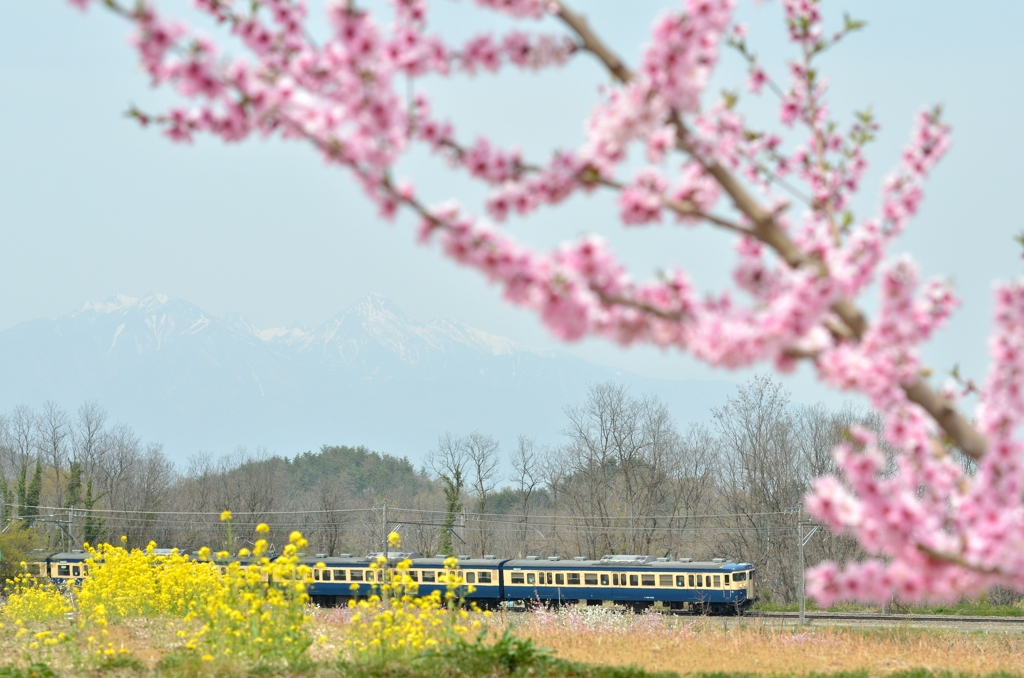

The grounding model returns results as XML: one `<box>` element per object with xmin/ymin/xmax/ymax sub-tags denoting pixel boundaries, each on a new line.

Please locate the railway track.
<box><xmin>751</xmin><ymin>611</ymin><xmax>1024</xmax><ymax>625</ymax></box>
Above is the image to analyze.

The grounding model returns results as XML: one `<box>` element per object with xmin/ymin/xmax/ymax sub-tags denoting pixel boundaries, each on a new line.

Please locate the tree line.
<box><xmin>0</xmin><ymin>377</ymin><xmax>892</xmax><ymax>602</ymax></box>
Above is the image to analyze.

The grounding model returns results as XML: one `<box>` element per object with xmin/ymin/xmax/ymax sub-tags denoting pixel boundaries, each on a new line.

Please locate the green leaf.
<box><xmin>843</xmin><ymin>12</ymin><xmax>867</xmax><ymax>32</ymax></box>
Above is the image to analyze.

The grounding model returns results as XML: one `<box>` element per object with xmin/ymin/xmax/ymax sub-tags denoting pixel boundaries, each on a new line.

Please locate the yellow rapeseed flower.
<box><xmin>256</xmin><ymin>523</ymin><xmax>270</xmax><ymax>534</ymax></box>
<box><xmin>220</xmin><ymin>510</ymin><xmax>233</xmax><ymax>522</ymax></box>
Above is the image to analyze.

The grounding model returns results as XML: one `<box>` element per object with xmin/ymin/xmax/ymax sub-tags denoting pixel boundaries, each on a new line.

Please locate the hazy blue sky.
<box><xmin>2</xmin><ymin>1</ymin><xmax>1022</xmax><ymax>409</ymax></box>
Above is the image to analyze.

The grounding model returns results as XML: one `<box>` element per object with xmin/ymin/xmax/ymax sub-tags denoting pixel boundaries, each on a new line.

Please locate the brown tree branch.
<box><xmin>553</xmin><ymin>2</ymin><xmax>634</xmax><ymax>83</ymax></box>
<box><xmin>553</xmin><ymin>0</ymin><xmax>987</xmax><ymax>460</ymax></box>
<box><xmin>917</xmin><ymin>543</ymin><xmax>1009</xmax><ymax>578</ymax></box>
<box><xmin>593</xmin><ymin>292</ymin><xmax>687</xmax><ymax>322</ymax></box>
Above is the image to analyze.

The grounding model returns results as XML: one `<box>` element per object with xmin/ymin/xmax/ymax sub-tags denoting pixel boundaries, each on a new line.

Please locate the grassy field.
<box><xmin>752</xmin><ymin>600</ymin><xmax>1024</xmax><ymax>617</ymax></box>
<box><xmin>1</xmin><ymin>607</ymin><xmax>1022</xmax><ymax>677</ymax></box>
<box><xmin>502</xmin><ymin>607</ymin><xmax>1024</xmax><ymax>677</ymax></box>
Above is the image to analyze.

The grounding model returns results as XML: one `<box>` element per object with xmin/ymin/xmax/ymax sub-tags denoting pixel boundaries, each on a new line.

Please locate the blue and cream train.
<box><xmin>30</xmin><ymin>551</ymin><xmax>757</xmax><ymax>614</ymax></box>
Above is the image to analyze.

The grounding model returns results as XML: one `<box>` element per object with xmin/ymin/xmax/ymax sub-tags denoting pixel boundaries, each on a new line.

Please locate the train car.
<box><xmin>304</xmin><ymin>553</ymin><xmax>509</xmax><ymax>608</ymax></box>
<box><xmin>303</xmin><ymin>553</ymin><xmax>388</xmax><ymax>606</ymax></box>
<box><xmin>502</xmin><ymin>554</ymin><xmax>756</xmax><ymax>614</ymax></box>
<box><xmin>38</xmin><ymin>550</ymin><xmax>91</xmax><ymax>587</ymax></box>
<box><xmin>405</xmin><ymin>555</ymin><xmax>507</xmax><ymax>607</ymax></box>
<box><xmin>28</xmin><ymin>551</ymin><xmax>58</xmax><ymax>580</ymax></box>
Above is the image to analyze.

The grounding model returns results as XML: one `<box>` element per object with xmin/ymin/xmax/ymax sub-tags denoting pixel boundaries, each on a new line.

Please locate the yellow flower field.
<box><xmin>0</xmin><ymin>525</ymin><xmax>491</xmax><ymax>673</ymax></box>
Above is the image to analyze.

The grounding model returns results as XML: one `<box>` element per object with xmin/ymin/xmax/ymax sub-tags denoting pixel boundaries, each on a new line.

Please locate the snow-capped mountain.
<box><xmin>0</xmin><ymin>294</ymin><xmax>735</xmax><ymax>463</ymax></box>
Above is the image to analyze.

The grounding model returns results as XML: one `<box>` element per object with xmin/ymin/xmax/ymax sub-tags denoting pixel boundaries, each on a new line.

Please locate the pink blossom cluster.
<box><xmin>471</xmin><ymin>0</ymin><xmax>549</xmax><ymax>20</ymax></box>
<box><xmin>70</xmin><ymin>0</ymin><xmax>1024</xmax><ymax>604</ymax></box>
<box><xmin>460</xmin><ymin>32</ymin><xmax>575</xmax><ymax>74</ymax></box>
<box><xmin>581</xmin><ymin>0</ymin><xmax>734</xmax><ymax>176</ymax></box>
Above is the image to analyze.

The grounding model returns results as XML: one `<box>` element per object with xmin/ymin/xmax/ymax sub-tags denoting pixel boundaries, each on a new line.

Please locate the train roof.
<box><xmin>301</xmin><ymin>553</ymin><xmax>510</xmax><ymax>567</ymax></box>
<box><xmin>46</xmin><ymin>551</ymin><xmax>91</xmax><ymax>561</ymax></box>
<box><xmin>504</xmin><ymin>556</ymin><xmax>753</xmax><ymax>571</ymax></box>
<box><xmin>298</xmin><ymin>552</ymin><xmax>752</xmax><ymax>570</ymax></box>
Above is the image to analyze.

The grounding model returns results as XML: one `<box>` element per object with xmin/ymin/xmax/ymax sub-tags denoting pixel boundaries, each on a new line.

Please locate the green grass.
<box><xmin>692</xmin><ymin>673</ymin><xmax>1021</xmax><ymax>678</ymax></box>
<box><xmin>908</xmin><ymin>602</ymin><xmax>1024</xmax><ymax>617</ymax></box>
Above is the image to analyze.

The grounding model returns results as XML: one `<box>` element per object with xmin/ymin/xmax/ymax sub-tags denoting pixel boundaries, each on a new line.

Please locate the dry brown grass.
<box><xmin>501</xmin><ymin>607</ymin><xmax>1024</xmax><ymax>676</ymax></box>
<box><xmin>1</xmin><ymin>607</ymin><xmax>1021</xmax><ymax>676</ymax></box>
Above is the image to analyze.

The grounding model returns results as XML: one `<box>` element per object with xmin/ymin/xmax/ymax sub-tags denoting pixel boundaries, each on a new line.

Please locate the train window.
<box><xmin>696</xmin><ymin>574</ymin><xmax>704</xmax><ymax>587</ymax></box>
<box><xmin>629</xmin><ymin>574</ymin><xmax>638</xmax><ymax>586</ymax></box>
<box><xmin>466</xmin><ymin>572</ymin><xmax>476</xmax><ymax>584</ymax></box>
<box><xmin>57</xmin><ymin>564</ymin><xmax>70</xmax><ymax>577</ymax></box>
<box><xmin>555</xmin><ymin>573</ymin><xmax>564</xmax><ymax>585</ymax></box>
<box><xmin>527</xmin><ymin>573</ymin><xmax>536</xmax><ymax>585</ymax></box>
<box><xmin>313</xmin><ymin>569</ymin><xmax>320</xmax><ymax>581</ymax></box>
<box><xmin>545</xmin><ymin>572</ymin><xmax>552</xmax><ymax>585</ymax></box>
<box><xmin>612</xmin><ymin>573</ymin><xmax>619</xmax><ymax>586</ymax></box>
<box><xmin>676</xmin><ymin>575</ymin><xmax>686</xmax><ymax>587</ymax></box>
<box><xmin>325</xmin><ymin>570</ymin><xmax>334</xmax><ymax>581</ymax></box>
<box><xmin>422</xmin><ymin>571</ymin><xmax>435</xmax><ymax>583</ymax></box>
<box><xmin>713</xmin><ymin>575</ymin><xmax>721</xmax><ymax>588</ymax></box>
<box><xmin>724</xmin><ymin>574</ymin><xmax>730</xmax><ymax>584</ymax></box>
<box><xmin>72</xmin><ymin>566</ymin><xmax>81</xmax><ymax>577</ymax></box>
<box><xmin>584</xmin><ymin>573</ymin><xmax>598</xmax><ymax>585</ymax></box>
<box><xmin>641</xmin><ymin>574</ymin><xmax>655</xmax><ymax>586</ymax></box>
<box><xmin>405</xmin><ymin>570</ymin><xmax>417</xmax><ymax>582</ymax></box>
<box><xmin>511</xmin><ymin>572</ymin><xmax>525</xmax><ymax>584</ymax></box>
<box><xmin>688</xmin><ymin>574</ymin><xmax>695</xmax><ymax>587</ymax></box>
<box><xmin>334</xmin><ymin>569</ymin><xmax>347</xmax><ymax>581</ymax></box>
<box><xmin>733</xmin><ymin>571</ymin><xmax>747</xmax><ymax>582</ymax></box>
<box><xmin>567</xmin><ymin>573</ymin><xmax>580</xmax><ymax>585</ymax></box>
<box><xmin>350</xmin><ymin>570</ymin><xmax>364</xmax><ymax>581</ymax></box>
<box><xmin>478</xmin><ymin>571</ymin><xmax>491</xmax><ymax>584</ymax></box>
<box><xmin>600</xmin><ymin>574</ymin><xmax>609</xmax><ymax>586</ymax></box>
<box><xmin>658</xmin><ymin>575</ymin><xmax>672</xmax><ymax>587</ymax></box>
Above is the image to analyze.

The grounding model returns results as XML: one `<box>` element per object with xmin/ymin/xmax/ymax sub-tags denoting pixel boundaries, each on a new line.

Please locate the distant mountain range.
<box><xmin>0</xmin><ymin>294</ymin><xmax>736</xmax><ymax>464</ymax></box>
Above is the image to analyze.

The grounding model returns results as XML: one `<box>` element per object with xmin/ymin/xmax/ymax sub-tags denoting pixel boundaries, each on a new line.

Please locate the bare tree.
<box><xmin>74</xmin><ymin>401</ymin><xmax>108</xmax><ymax>481</ymax></box>
<box><xmin>84</xmin><ymin>422</ymin><xmax>177</xmax><ymax>547</ymax></box>
<box><xmin>215</xmin><ymin>446</ymin><xmax>278</xmax><ymax>522</ymax></box>
<box><xmin>307</xmin><ymin>475</ymin><xmax>346</xmax><ymax>557</ymax></box>
<box><xmin>427</xmin><ymin>433</ymin><xmax>468</xmax><ymax>556</ymax></box>
<box><xmin>9</xmin><ymin>405</ymin><xmax>36</xmax><ymax>519</ymax></box>
<box><xmin>714</xmin><ymin>375</ymin><xmax>803</xmax><ymax>602</ymax></box>
<box><xmin>509</xmin><ymin>435</ymin><xmax>540</xmax><ymax>558</ymax></box>
<box><xmin>555</xmin><ymin>382</ymin><xmax>694</xmax><ymax>557</ymax></box>
<box><xmin>36</xmin><ymin>401</ymin><xmax>72</xmax><ymax>508</ymax></box>
<box><xmin>464</xmin><ymin>431</ymin><xmax>499</xmax><ymax>556</ymax></box>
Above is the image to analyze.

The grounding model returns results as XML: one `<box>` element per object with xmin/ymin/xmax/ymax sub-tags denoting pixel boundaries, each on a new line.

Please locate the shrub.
<box><xmin>1</xmin><ymin>572</ymin><xmax>71</xmax><ymax>623</ymax></box>
<box><xmin>181</xmin><ymin>529</ymin><xmax>314</xmax><ymax>665</ymax></box>
<box><xmin>343</xmin><ymin>534</ymin><xmax>491</xmax><ymax>664</ymax></box>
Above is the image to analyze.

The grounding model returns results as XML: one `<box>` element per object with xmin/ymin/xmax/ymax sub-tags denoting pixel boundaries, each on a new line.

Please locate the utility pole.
<box><xmin>798</xmin><ymin>511</ymin><xmax>820</xmax><ymax>625</ymax></box>
<box><xmin>373</xmin><ymin>501</ymin><xmax>389</xmax><ymax>561</ymax></box>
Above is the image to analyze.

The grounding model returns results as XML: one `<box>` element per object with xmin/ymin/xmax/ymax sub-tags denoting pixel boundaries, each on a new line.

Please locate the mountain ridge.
<box><xmin>0</xmin><ymin>294</ymin><xmax>736</xmax><ymax>465</ymax></box>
